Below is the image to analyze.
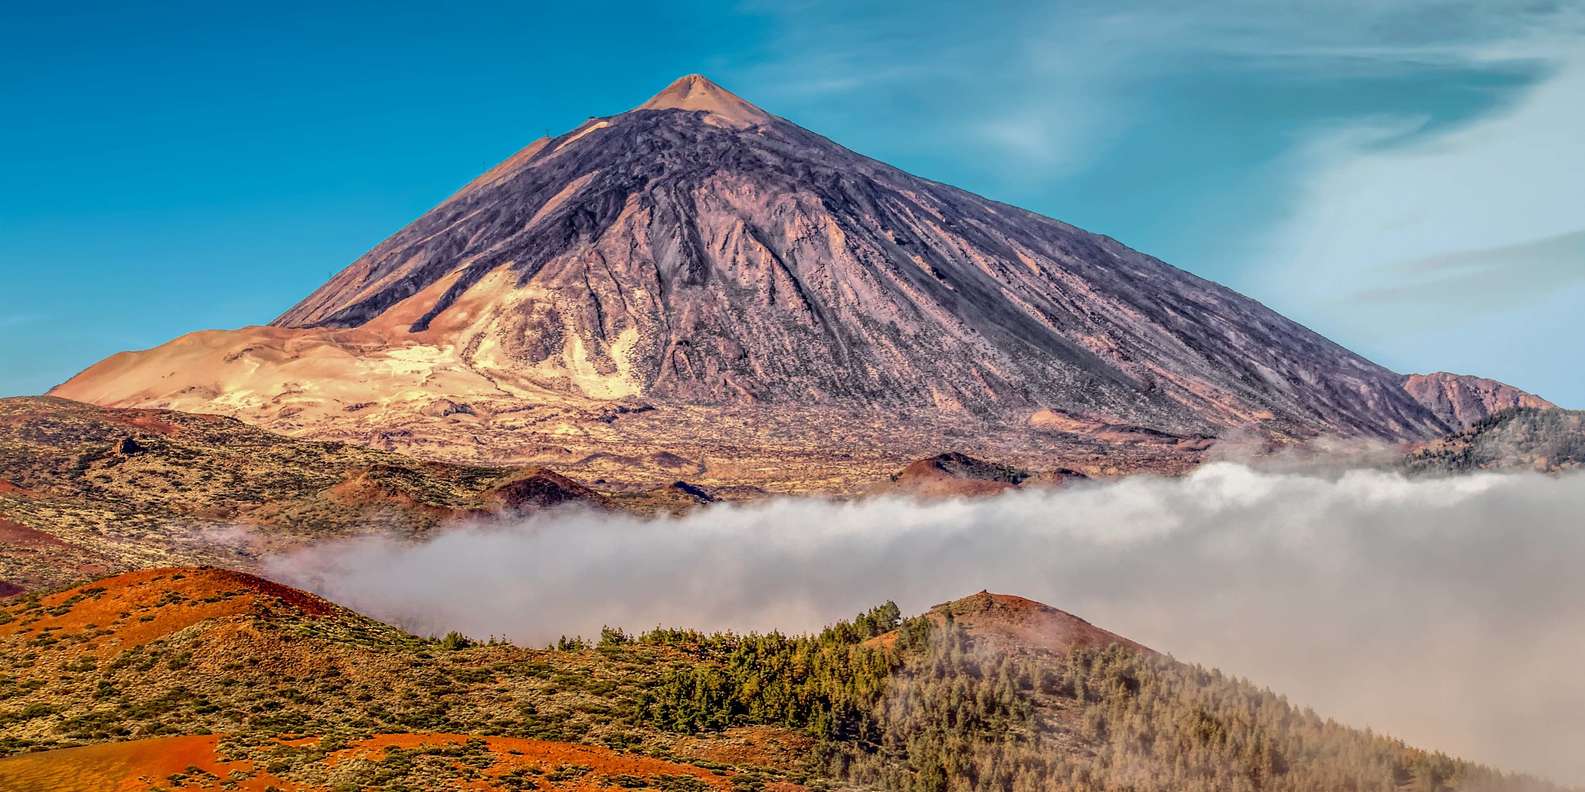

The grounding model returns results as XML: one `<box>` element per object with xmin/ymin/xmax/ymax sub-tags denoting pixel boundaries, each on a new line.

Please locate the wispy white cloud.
<box><xmin>737</xmin><ymin>2</ymin><xmax>1133</xmax><ymax>173</ymax></box>
<box><xmin>1260</xmin><ymin>45</ymin><xmax>1585</xmax><ymax>291</ymax></box>
<box><xmin>1245</xmin><ymin>14</ymin><xmax>1585</xmax><ymax>399</ymax></box>
<box><xmin>1356</xmin><ymin>229</ymin><xmax>1585</xmax><ymax>312</ymax></box>
<box><xmin>745</xmin><ymin>1</ymin><xmax>1578</xmax><ymax>170</ymax></box>
<box><xmin>970</xmin><ymin>113</ymin><xmax>1086</xmax><ymax>169</ymax></box>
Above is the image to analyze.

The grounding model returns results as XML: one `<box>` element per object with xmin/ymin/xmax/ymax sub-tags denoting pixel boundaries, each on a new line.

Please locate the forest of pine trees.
<box><xmin>634</xmin><ymin>603</ymin><xmax>1567</xmax><ymax>792</ymax></box>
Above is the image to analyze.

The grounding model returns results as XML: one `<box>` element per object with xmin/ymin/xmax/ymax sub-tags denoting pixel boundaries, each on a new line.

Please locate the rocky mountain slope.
<box><xmin>1403</xmin><ymin>407</ymin><xmax>1585</xmax><ymax>474</ymax></box>
<box><xmin>0</xmin><ymin>568</ymin><xmax>1567</xmax><ymax>791</ymax></box>
<box><xmin>1401</xmin><ymin>372</ymin><xmax>1555</xmax><ymax>430</ymax></box>
<box><xmin>52</xmin><ymin>74</ymin><xmax>1528</xmax><ymax>481</ymax></box>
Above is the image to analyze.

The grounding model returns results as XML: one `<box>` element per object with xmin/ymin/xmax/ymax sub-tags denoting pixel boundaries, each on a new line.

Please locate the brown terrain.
<box><xmin>868</xmin><ymin>452</ymin><xmax>1089</xmax><ymax>498</ymax></box>
<box><xmin>918</xmin><ymin>591</ymin><xmax>1153</xmax><ymax>656</ymax></box>
<box><xmin>0</xmin><ymin>567</ymin><xmax>335</xmax><ymax>656</ymax></box>
<box><xmin>0</xmin><ymin>568</ymin><xmax>1096</xmax><ymax>790</ymax></box>
<box><xmin>874</xmin><ymin>452</ymin><xmax>1034</xmax><ymax>498</ymax></box>
<box><xmin>0</xmin><ymin>391</ymin><xmax>1242</xmax><ymax>598</ymax></box>
<box><xmin>0</xmin><ymin>396</ymin><xmax>737</xmax><ymax>595</ymax></box>
<box><xmin>867</xmin><ymin>591</ymin><xmax>1150</xmax><ymax>656</ymax></box>
<box><xmin>1401</xmin><ymin>372</ymin><xmax>1555</xmax><ymax>430</ymax></box>
<box><xmin>52</xmin><ymin>74</ymin><xmax>1555</xmax><ymax>494</ymax></box>
<box><xmin>7</xmin><ymin>390</ymin><xmax>1575</xmax><ymax>599</ymax></box>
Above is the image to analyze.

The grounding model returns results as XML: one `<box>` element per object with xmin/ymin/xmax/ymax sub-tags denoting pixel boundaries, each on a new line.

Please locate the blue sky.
<box><xmin>3</xmin><ymin>1</ymin><xmax>1581</xmax><ymax>405</ymax></box>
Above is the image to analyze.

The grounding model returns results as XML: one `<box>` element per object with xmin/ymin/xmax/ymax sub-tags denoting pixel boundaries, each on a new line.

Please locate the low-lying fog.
<box><xmin>265</xmin><ymin>463</ymin><xmax>1585</xmax><ymax>784</ymax></box>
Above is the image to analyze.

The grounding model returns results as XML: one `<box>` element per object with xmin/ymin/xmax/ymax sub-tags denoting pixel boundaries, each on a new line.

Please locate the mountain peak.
<box><xmin>635</xmin><ymin>73</ymin><xmax>772</xmax><ymax>127</ymax></box>
<box><xmin>56</xmin><ymin>71</ymin><xmax>1459</xmax><ymax>454</ymax></box>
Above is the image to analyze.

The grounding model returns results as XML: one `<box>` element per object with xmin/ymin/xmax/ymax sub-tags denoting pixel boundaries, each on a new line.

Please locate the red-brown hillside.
<box><xmin>1401</xmin><ymin>372</ymin><xmax>1554</xmax><ymax>430</ymax></box>
<box><xmin>875</xmin><ymin>591</ymin><xmax>1152</xmax><ymax>656</ymax></box>
<box><xmin>0</xmin><ymin>567</ymin><xmax>335</xmax><ymax>657</ymax></box>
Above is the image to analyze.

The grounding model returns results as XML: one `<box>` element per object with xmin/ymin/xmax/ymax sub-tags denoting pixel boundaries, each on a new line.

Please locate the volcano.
<box><xmin>55</xmin><ymin>74</ymin><xmax>1529</xmax><ymax>482</ymax></box>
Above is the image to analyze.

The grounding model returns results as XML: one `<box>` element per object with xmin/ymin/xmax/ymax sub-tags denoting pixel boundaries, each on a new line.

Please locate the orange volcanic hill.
<box><xmin>0</xmin><ymin>567</ymin><xmax>337</xmax><ymax>656</ymax></box>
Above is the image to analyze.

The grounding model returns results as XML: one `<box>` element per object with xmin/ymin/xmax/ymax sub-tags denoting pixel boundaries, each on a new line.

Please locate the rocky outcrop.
<box><xmin>1401</xmin><ymin>372</ymin><xmax>1554</xmax><ymax>430</ymax></box>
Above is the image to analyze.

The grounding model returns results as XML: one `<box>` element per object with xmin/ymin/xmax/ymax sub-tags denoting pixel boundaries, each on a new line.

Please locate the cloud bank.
<box><xmin>267</xmin><ymin>463</ymin><xmax>1585</xmax><ymax>783</ymax></box>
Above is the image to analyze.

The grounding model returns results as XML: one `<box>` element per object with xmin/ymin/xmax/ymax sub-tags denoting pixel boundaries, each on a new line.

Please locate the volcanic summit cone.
<box><xmin>55</xmin><ymin>74</ymin><xmax>1482</xmax><ymax>481</ymax></box>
